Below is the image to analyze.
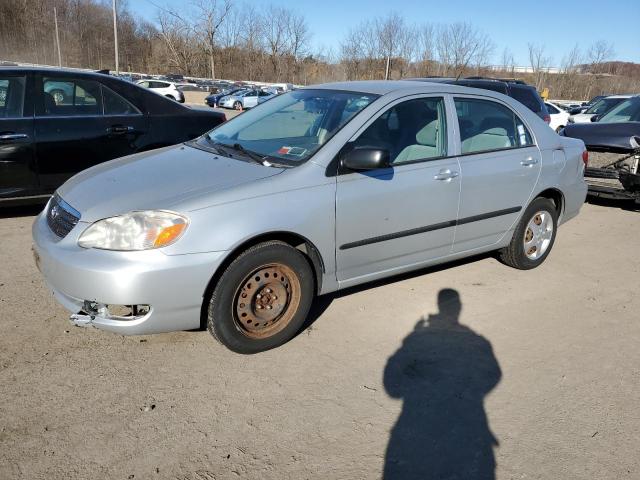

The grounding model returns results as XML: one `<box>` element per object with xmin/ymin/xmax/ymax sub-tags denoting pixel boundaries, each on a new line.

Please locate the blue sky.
<box><xmin>131</xmin><ymin>0</ymin><xmax>640</xmax><ymax>67</ymax></box>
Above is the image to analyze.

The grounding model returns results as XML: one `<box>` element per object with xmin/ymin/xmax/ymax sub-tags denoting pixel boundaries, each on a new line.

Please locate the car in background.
<box><xmin>136</xmin><ymin>79</ymin><xmax>185</xmax><ymax>103</ymax></box>
<box><xmin>409</xmin><ymin>77</ymin><xmax>550</xmax><ymax>124</ymax></box>
<box><xmin>545</xmin><ymin>101</ymin><xmax>571</xmax><ymax>132</ymax></box>
<box><xmin>205</xmin><ymin>87</ymin><xmax>246</xmax><ymax>108</ymax></box>
<box><xmin>0</xmin><ymin>67</ymin><xmax>226</xmax><ymax>203</ymax></box>
<box><xmin>568</xmin><ymin>95</ymin><xmax>631</xmax><ymax>124</ymax></box>
<box><xmin>219</xmin><ymin>89</ymin><xmax>275</xmax><ymax>110</ymax></box>
<box><xmin>560</xmin><ymin>95</ymin><xmax>640</xmax><ymax>151</ymax></box>
<box><xmin>32</xmin><ymin>80</ymin><xmax>587</xmax><ymax>354</ymax></box>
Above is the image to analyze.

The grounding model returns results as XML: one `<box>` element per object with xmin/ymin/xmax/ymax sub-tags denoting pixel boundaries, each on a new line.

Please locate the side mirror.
<box><xmin>590</xmin><ymin>115</ymin><xmax>601</xmax><ymax>122</ymax></box>
<box><xmin>341</xmin><ymin>147</ymin><xmax>390</xmax><ymax>171</ymax></box>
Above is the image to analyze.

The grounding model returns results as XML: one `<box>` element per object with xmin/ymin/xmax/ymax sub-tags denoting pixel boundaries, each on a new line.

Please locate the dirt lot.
<box><xmin>1</xmin><ymin>200</ymin><xmax>639</xmax><ymax>480</ymax></box>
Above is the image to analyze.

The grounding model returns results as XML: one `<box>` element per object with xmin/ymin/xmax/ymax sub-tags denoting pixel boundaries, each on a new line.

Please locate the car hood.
<box><xmin>58</xmin><ymin>144</ymin><xmax>284</xmax><ymax>222</ymax></box>
<box><xmin>561</xmin><ymin>122</ymin><xmax>640</xmax><ymax>153</ymax></box>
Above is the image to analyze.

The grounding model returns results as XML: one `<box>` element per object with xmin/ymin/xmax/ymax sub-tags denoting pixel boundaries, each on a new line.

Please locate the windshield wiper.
<box><xmin>229</xmin><ymin>143</ymin><xmax>270</xmax><ymax>164</ymax></box>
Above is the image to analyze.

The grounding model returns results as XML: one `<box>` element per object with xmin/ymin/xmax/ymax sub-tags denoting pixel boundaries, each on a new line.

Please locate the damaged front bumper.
<box><xmin>32</xmin><ymin>210</ymin><xmax>227</xmax><ymax>335</ymax></box>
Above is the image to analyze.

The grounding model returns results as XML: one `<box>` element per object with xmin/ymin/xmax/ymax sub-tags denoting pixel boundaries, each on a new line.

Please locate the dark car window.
<box><xmin>585</xmin><ymin>97</ymin><xmax>624</xmax><ymax>115</ymax></box>
<box><xmin>0</xmin><ymin>75</ymin><xmax>26</xmax><ymax>118</ymax></box>
<box><xmin>545</xmin><ymin>103</ymin><xmax>560</xmax><ymax>114</ymax></box>
<box><xmin>352</xmin><ymin>97</ymin><xmax>447</xmax><ymax>165</ymax></box>
<box><xmin>455</xmin><ymin>98</ymin><xmax>533</xmax><ymax>154</ymax></box>
<box><xmin>458</xmin><ymin>81</ymin><xmax>508</xmax><ymax>94</ymax></box>
<box><xmin>598</xmin><ymin>97</ymin><xmax>640</xmax><ymax>123</ymax></box>
<box><xmin>509</xmin><ymin>86</ymin><xmax>543</xmax><ymax>113</ymax></box>
<box><xmin>102</xmin><ymin>85</ymin><xmax>141</xmax><ymax>115</ymax></box>
<box><xmin>42</xmin><ymin>77</ymin><xmax>101</xmax><ymax>116</ymax></box>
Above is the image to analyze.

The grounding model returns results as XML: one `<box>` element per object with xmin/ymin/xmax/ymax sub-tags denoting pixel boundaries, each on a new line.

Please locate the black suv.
<box><xmin>409</xmin><ymin>77</ymin><xmax>550</xmax><ymax>124</ymax></box>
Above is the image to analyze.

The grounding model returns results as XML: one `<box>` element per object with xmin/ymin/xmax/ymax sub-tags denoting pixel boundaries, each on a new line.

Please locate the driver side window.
<box><xmin>352</xmin><ymin>97</ymin><xmax>447</xmax><ymax>165</ymax></box>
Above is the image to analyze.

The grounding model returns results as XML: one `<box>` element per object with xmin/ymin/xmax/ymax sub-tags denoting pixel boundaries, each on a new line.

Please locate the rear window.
<box><xmin>510</xmin><ymin>86</ymin><xmax>543</xmax><ymax>113</ymax></box>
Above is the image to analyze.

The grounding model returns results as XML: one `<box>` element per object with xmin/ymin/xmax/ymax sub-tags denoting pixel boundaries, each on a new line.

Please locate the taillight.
<box><xmin>582</xmin><ymin>150</ymin><xmax>589</xmax><ymax>168</ymax></box>
<box><xmin>544</xmin><ymin>115</ymin><xmax>551</xmax><ymax>124</ymax></box>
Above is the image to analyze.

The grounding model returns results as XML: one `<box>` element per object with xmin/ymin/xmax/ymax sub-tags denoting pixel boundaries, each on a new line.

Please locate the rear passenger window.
<box><xmin>455</xmin><ymin>98</ymin><xmax>533</xmax><ymax>154</ymax></box>
<box><xmin>510</xmin><ymin>87</ymin><xmax>542</xmax><ymax>113</ymax></box>
<box><xmin>42</xmin><ymin>77</ymin><xmax>101</xmax><ymax>116</ymax></box>
<box><xmin>102</xmin><ymin>86</ymin><xmax>140</xmax><ymax>115</ymax></box>
<box><xmin>352</xmin><ymin>97</ymin><xmax>447</xmax><ymax>165</ymax></box>
<box><xmin>0</xmin><ymin>76</ymin><xmax>26</xmax><ymax>118</ymax></box>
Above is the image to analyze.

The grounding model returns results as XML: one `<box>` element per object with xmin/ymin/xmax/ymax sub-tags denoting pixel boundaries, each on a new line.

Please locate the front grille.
<box><xmin>47</xmin><ymin>194</ymin><xmax>81</xmax><ymax>239</ymax></box>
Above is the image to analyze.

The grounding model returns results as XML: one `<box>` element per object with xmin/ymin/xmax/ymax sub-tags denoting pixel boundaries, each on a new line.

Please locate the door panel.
<box><xmin>335</xmin><ymin>95</ymin><xmax>460</xmax><ymax>285</ymax></box>
<box><xmin>0</xmin><ymin>74</ymin><xmax>37</xmax><ymax>197</ymax></box>
<box><xmin>336</xmin><ymin>159</ymin><xmax>461</xmax><ymax>283</ymax></box>
<box><xmin>453</xmin><ymin>146</ymin><xmax>540</xmax><ymax>252</ymax></box>
<box><xmin>451</xmin><ymin>96</ymin><xmax>541</xmax><ymax>253</ymax></box>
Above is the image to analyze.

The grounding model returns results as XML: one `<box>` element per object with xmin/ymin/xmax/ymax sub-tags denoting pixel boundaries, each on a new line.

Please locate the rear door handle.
<box><xmin>107</xmin><ymin>125</ymin><xmax>135</xmax><ymax>135</ymax></box>
<box><xmin>521</xmin><ymin>157</ymin><xmax>539</xmax><ymax>167</ymax></box>
<box><xmin>434</xmin><ymin>169</ymin><xmax>459</xmax><ymax>181</ymax></box>
<box><xmin>0</xmin><ymin>133</ymin><xmax>29</xmax><ymax>142</ymax></box>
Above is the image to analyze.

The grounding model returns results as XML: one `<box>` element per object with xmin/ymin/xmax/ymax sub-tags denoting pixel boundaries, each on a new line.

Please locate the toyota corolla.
<box><xmin>32</xmin><ymin>81</ymin><xmax>588</xmax><ymax>353</ymax></box>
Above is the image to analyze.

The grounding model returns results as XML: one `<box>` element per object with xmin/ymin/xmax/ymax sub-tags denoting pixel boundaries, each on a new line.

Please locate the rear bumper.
<box><xmin>560</xmin><ymin>178</ymin><xmax>588</xmax><ymax>225</ymax></box>
<box><xmin>32</xmin><ymin>211</ymin><xmax>226</xmax><ymax>335</ymax></box>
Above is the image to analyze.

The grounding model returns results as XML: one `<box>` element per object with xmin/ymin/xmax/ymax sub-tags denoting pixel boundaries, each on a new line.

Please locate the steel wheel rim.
<box><xmin>233</xmin><ymin>263</ymin><xmax>301</xmax><ymax>339</ymax></box>
<box><xmin>234</xmin><ymin>102</ymin><xmax>242</xmax><ymax>110</ymax></box>
<box><xmin>52</xmin><ymin>91</ymin><xmax>64</xmax><ymax>104</ymax></box>
<box><xmin>523</xmin><ymin>210</ymin><xmax>553</xmax><ymax>260</ymax></box>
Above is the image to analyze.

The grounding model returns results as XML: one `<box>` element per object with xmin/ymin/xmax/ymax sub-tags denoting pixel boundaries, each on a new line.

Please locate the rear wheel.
<box><xmin>498</xmin><ymin>197</ymin><xmax>558</xmax><ymax>270</ymax></box>
<box><xmin>207</xmin><ymin>241</ymin><xmax>314</xmax><ymax>354</ymax></box>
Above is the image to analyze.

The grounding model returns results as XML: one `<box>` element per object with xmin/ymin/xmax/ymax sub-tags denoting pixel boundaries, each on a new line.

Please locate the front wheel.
<box><xmin>498</xmin><ymin>197</ymin><xmax>558</xmax><ymax>270</ymax></box>
<box><xmin>207</xmin><ymin>241</ymin><xmax>315</xmax><ymax>354</ymax></box>
<box><xmin>233</xmin><ymin>101</ymin><xmax>243</xmax><ymax>110</ymax></box>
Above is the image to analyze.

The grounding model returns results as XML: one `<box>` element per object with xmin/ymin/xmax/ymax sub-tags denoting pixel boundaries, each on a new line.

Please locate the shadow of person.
<box><xmin>383</xmin><ymin>289</ymin><xmax>502</xmax><ymax>480</ymax></box>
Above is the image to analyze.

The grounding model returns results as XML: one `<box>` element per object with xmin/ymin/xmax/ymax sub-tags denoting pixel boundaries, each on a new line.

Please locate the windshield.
<box><xmin>206</xmin><ymin>89</ymin><xmax>378</xmax><ymax>164</ymax></box>
<box><xmin>598</xmin><ymin>97</ymin><xmax>640</xmax><ymax>123</ymax></box>
<box><xmin>585</xmin><ymin>97</ymin><xmax>623</xmax><ymax>114</ymax></box>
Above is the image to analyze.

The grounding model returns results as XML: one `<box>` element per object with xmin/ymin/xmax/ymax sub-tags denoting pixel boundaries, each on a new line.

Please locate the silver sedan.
<box><xmin>32</xmin><ymin>81</ymin><xmax>588</xmax><ymax>353</ymax></box>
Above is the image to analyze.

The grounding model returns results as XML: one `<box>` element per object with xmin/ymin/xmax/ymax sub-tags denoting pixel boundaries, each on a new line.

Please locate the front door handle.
<box><xmin>521</xmin><ymin>157</ymin><xmax>539</xmax><ymax>167</ymax></box>
<box><xmin>0</xmin><ymin>133</ymin><xmax>29</xmax><ymax>142</ymax></box>
<box><xmin>107</xmin><ymin>125</ymin><xmax>135</xmax><ymax>135</ymax></box>
<box><xmin>434</xmin><ymin>169</ymin><xmax>459</xmax><ymax>181</ymax></box>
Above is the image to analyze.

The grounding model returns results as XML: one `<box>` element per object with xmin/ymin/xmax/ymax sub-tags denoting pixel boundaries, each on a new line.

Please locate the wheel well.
<box><xmin>536</xmin><ymin>188</ymin><xmax>564</xmax><ymax>217</ymax></box>
<box><xmin>199</xmin><ymin>232</ymin><xmax>325</xmax><ymax>329</ymax></box>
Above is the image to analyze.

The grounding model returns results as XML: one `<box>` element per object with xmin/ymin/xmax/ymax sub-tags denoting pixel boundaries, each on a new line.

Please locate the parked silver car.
<box><xmin>32</xmin><ymin>81</ymin><xmax>588</xmax><ymax>353</ymax></box>
<box><xmin>220</xmin><ymin>89</ymin><xmax>274</xmax><ymax>110</ymax></box>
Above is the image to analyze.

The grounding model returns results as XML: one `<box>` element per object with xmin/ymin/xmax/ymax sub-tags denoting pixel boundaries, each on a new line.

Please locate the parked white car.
<box><xmin>136</xmin><ymin>80</ymin><xmax>185</xmax><ymax>103</ymax></box>
<box><xmin>568</xmin><ymin>95</ymin><xmax>631</xmax><ymax>124</ymax></box>
<box><xmin>545</xmin><ymin>102</ymin><xmax>570</xmax><ymax>132</ymax></box>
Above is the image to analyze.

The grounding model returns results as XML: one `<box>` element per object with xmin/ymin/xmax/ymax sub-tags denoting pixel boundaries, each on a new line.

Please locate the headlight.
<box><xmin>78</xmin><ymin>211</ymin><xmax>188</xmax><ymax>251</ymax></box>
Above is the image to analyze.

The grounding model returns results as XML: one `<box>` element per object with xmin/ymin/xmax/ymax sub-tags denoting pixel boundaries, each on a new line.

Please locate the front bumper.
<box><xmin>32</xmin><ymin>211</ymin><xmax>226</xmax><ymax>335</ymax></box>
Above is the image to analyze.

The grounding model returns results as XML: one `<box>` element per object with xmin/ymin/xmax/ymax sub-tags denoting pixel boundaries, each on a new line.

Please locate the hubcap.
<box><xmin>234</xmin><ymin>264</ymin><xmax>301</xmax><ymax>339</ymax></box>
<box><xmin>523</xmin><ymin>210</ymin><xmax>554</xmax><ymax>260</ymax></box>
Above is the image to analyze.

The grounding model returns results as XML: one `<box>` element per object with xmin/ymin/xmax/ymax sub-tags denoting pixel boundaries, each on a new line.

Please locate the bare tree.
<box><xmin>501</xmin><ymin>47</ymin><xmax>515</xmax><ymax>74</ymax></box>
<box><xmin>193</xmin><ymin>0</ymin><xmax>232</xmax><ymax>79</ymax></box>
<box><xmin>528</xmin><ymin>43</ymin><xmax>550</xmax><ymax>89</ymax></box>
<box><xmin>436</xmin><ymin>22</ymin><xmax>492</xmax><ymax>78</ymax></box>
<box><xmin>417</xmin><ymin>24</ymin><xmax>436</xmax><ymax>76</ymax></box>
<box><xmin>587</xmin><ymin>40</ymin><xmax>615</xmax><ymax>73</ymax></box>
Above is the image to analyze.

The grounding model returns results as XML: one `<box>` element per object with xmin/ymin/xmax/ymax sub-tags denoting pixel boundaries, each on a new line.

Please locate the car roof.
<box><xmin>307</xmin><ymin>80</ymin><xmax>496</xmax><ymax>97</ymax></box>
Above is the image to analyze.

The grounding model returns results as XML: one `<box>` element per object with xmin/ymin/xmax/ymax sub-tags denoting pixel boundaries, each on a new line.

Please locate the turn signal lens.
<box><xmin>154</xmin><ymin>223</ymin><xmax>186</xmax><ymax>248</ymax></box>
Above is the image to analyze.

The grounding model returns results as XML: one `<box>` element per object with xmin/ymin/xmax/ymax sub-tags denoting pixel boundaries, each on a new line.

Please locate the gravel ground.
<box><xmin>1</xmin><ymin>201</ymin><xmax>639</xmax><ymax>480</ymax></box>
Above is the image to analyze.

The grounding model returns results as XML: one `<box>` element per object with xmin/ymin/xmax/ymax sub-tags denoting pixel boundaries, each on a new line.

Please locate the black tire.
<box><xmin>165</xmin><ymin>94</ymin><xmax>177</xmax><ymax>101</ymax></box>
<box><xmin>207</xmin><ymin>241</ymin><xmax>315</xmax><ymax>354</ymax></box>
<box><xmin>233</xmin><ymin>101</ymin><xmax>243</xmax><ymax>110</ymax></box>
<box><xmin>498</xmin><ymin>197</ymin><xmax>558</xmax><ymax>270</ymax></box>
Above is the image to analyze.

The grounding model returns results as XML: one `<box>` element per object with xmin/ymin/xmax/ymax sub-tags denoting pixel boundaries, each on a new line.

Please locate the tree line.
<box><xmin>0</xmin><ymin>0</ymin><xmax>638</xmax><ymax>100</ymax></box>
